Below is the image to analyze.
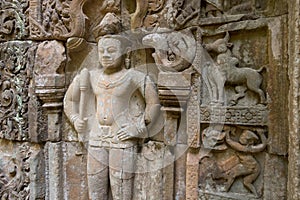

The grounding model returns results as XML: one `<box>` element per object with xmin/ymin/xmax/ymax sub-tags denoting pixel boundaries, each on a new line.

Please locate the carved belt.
<box><xmin>89</xmin><ymin>125</ymin><xmax>137</xmax><ymax>148</ymax></box>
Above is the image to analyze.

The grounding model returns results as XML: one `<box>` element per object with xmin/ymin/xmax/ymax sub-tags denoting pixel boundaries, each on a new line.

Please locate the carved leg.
<box><xmin>257</xmin><ymin>89</ymin><xmax>266</xmax><ymax>104</ymax></box>
<box><xmin>87</xmin><ymin>147</ymin><xmax>109</xmax><ymax>200</ymax></box>
<box><xmin>224</xmin><ymin>163</ymin><xmax>248</xmax><ymax>192</ymax></box>
<box><xmin>202</xmin><ymin>67</ymin><xmax>214</xmax><ymax>103</ymax></box>
<box><xmin>243</xmin><ymin>165</ymin><xmax>260</xmax><ymax>196</ymax></box>
<box><xmin>110</xmin><ymin>173</ymin><xmax>134</xmax><ymax>200</ymax></box>
<box><xmin>209</xmin><ymin>69</ymin><xmax>219</xmax><ymax>104</ymax></box>
<box><xmin>248</xmin><ymin>88</ymin><xmax>266</xmax><ymax>104</ymax></box>
<box><xmin>224</xmin><ymin>177</ymin><xmax>235</xmax><ymax>192</ymax></box>
<box><xmin>216</xmin><ymin>72</ymin><xmax>226</xmax><ymax>105</ymax></box>
<box><xmin>109</xmin><ymin>147</ymin><xmax>137</xmax><ymax>200</ymax></box>
<box><xmin>246</xmin><ymin>77</ymin><xmax>266</xmax><ymax>104</ymax></box>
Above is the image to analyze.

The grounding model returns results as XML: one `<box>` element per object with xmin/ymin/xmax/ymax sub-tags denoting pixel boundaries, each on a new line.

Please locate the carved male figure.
<box><xmin>223</xmin><ymin>127</ymin><xmax>267</xmax><ymax>196</ymax></box>
<box><xmin>64</xmin><ymin>32</ymin><xmax>160</xmax><ymax>199</ymax></box>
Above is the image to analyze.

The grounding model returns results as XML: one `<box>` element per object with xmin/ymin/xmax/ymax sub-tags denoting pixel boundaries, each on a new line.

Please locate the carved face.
<box><xmin>98</xmin><ymin>38</ymin><xmax>123</xmax><ymax>71</ymax></box>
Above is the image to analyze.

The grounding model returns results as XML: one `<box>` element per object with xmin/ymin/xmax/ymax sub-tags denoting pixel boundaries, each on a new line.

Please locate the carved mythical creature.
<box><xmin>202</xmin><ymin>127</ymin><xmax>227</xmax><ymax>150</ymax></box>
<box><xmin>203</xmin><ymin>32</ymin><xmax>266</xmax><ymax>105</ymax></box>
<box><xmin>142</xmin><ymin>28</ymin><xmax>196</xmax><ymax>72</ymax></box>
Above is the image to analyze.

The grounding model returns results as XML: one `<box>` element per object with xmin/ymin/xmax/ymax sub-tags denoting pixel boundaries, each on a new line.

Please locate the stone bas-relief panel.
<box><xmin>201</xmin><ymin>30</ymin><xmax>268</xmax><ymax>107</ymax></box>
<box><xmin>199</xmin><ymin>125</ymin><xmax>267</xmax><ymax>199</ymax></box>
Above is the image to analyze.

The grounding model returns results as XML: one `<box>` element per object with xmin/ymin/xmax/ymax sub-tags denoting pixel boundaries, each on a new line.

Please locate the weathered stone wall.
<box><xmin>288</xmin><ymin>1</ymin><xmax>300</xmax><ymax>200</ymax></box>
<box><xmin>0</xmin><ymin>0</ymin><xmax>296</xmax><ymax>200</ymax></box>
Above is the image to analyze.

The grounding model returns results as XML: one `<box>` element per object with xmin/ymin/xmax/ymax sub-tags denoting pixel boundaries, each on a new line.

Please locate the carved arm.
<box><xmin>225</xmin><ymin>128</ymin><xmax>267</xmax><ymax>153</ymax></box>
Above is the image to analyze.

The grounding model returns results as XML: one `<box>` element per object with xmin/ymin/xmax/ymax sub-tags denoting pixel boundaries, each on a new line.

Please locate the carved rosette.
<box><xmin>200</xmin><ymin>106</ymin><xmax>268</xmax><ymax>126</ymax></box>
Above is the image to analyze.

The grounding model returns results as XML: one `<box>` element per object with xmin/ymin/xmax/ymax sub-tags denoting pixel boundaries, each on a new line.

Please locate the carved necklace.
<box><xmin>98</xmin><ymin>69</ymin><xmax>130</xmax><ymax>89</ymax></box>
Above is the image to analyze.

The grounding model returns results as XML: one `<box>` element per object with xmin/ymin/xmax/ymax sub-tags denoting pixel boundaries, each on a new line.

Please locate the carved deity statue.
<box><xmin>64</xmin><ymin>13</ymin><xmax>160</xmax><ymax>200</ymax></box>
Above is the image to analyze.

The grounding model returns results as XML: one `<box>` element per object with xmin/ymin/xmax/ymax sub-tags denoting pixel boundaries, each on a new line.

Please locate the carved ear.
<box><xmin>125</xmin><ymin>47</ymin><xmax>132</xmax><ymax>69</ymax></box>
<box><xmin>224</xmin><ymin>31</ymin><xmax>230</xmax><ymax>43</ymax></box>
<box><xmin>125</xmin><ymin>47</ymin><xmax>132</xmax><ymax>56</ymax></box>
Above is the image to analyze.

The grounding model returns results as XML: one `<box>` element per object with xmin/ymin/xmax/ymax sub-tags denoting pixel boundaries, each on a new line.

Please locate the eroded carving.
<box><xmin>0</xmin><ymin>143</ymin><xmax>32</xmax><ymax>199</ymax></box>
<box><xmin>143</xmin><ymin>28</ymin><xmax>197</xmax><ymax>72</ymax></box>
<box><xmin>170</xmin><ymin>0</ymin><xmax>201</xmax><ymax>28</ymax></box>
<box><xmin>203</xmin><ymin>0</ymin><xmax>224</xmax><ymax>18</ymax></box>
<box><xmin>0</xmin><ymin>0</ymin><xmax>28</xmax><ymax>40</ymax></box>
<box><xmin>34</xmin><ymin>40</ymin><xmax>66</xmax><ymax>110</ymax></box>
<box><xmin>201</xmin><ymin>0</ymin><xmax>258</xmax><ymax>18</ymax></box>
<box><xmin>131</xmin><ymin>0</ymin><xmax>165</xmax><ymax>30</ymax></box>
<box><xmin>99</xmin><ymin>0</ymin><xmax>120</xmax><ymax>13</ymax></box>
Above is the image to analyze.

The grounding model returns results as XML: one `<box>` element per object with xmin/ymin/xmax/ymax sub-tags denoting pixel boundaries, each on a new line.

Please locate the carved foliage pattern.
<box><xmin>0</xmin><ymin>143</ymin><xmax>32</xmax><ymax>199</ymax></box>
<box><xmin>0</xmin><ymin>42</ymin><xmax>36</xmax><ymax>141</ymax></box>
<box><xmin>29</xmin><ymin>0</ymin><xmax>72</xmax><ymax>38</ymax></box>
<box><xmin>0</xmin><ymin>0</ymin><xmax>29</xmax><ymax>40</ymax></box>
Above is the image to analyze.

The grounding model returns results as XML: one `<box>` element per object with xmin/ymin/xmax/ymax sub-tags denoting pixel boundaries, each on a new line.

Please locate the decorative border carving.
<box><xmin>200</xmin><ymin>106</ymin><xmax>268</xmax><ymax>125</ymax></box>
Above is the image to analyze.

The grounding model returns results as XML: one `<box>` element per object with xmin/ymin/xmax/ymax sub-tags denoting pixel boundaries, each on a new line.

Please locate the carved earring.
<box><xmin>125</xmin><ymin>53</ymin><xmax>131</xmax><ymax>69</ymax></box>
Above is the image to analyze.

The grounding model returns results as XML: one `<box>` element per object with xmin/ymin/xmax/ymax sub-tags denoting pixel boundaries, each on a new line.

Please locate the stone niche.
<box><xmin>0</xmin><ymin>0</ymin><xmax>295</xmax><ymax>200</ymax></box>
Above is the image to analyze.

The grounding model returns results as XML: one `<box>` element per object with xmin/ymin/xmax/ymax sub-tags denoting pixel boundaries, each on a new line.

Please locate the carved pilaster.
<box><xmin>34</xmin><ymin>40</ymin><xmax>66</xmax><ymax>141</ymax></box>
<box><xmin>34</xmin><ymin>40</ymin><xmax>66</xmax><ymax>200</ymax></box>
<box><xmin>186</xmin><ymin>149</ymin><xmax>200</xmax><ymax>200</ymax></box>
<box><xmin>158</xmin><ymin>72</ymin><xmax>192</xmax><ymax>145</ymax></box>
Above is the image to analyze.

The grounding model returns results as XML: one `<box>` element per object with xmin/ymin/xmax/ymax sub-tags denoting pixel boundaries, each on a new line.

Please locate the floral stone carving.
<box><xmin>0</xmin><ymin>143</ymin><xmax>32</xmax><ymax>199</ymax></box>
<box><xmin>0</xmin><ymin>0</ymin><xmax>29</xmax><ymax>40</ymax></box>
<box><xmin>28</xmin><ymin>0</ymin><xmax>87</xmax><ymax>39</ymax></box>
<box><xmin>0</xmin><ymin>42</ymin><xmax>36</xmax><ymax>141</ymax></box>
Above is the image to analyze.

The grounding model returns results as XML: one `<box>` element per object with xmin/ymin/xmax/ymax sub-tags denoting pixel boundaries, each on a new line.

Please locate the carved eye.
<box><xmin>98</xmin><ymin>48</ymin><xmax>104</xmax><ymax>53</ymax></box>
<box><xmin>107</xmin><ymin>47</ymin><xmax>117</xmax><ymax>53</ymax></box>
<box><xmin>175</xmin><ymin>0</ymin><xmax>184</xmax><ymax>7</ymax></box>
